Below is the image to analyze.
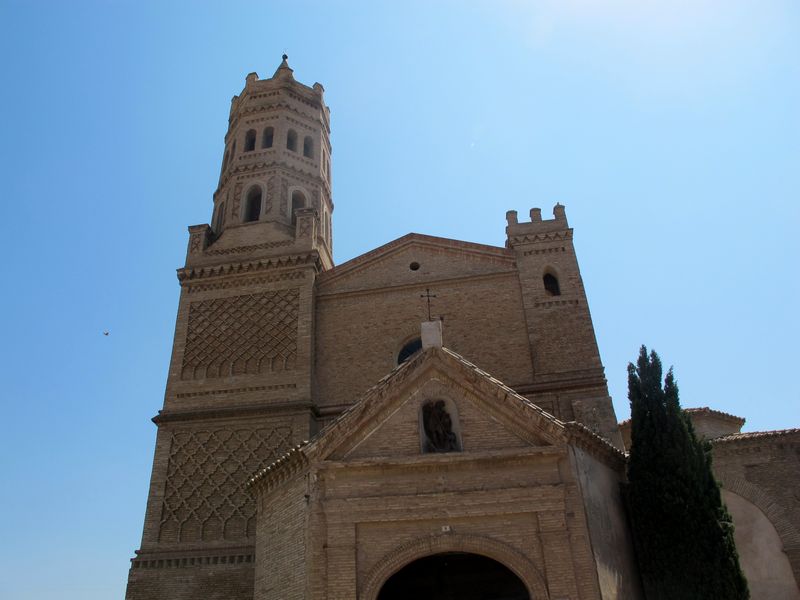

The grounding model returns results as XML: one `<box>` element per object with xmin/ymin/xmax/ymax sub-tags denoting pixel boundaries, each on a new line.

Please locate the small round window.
<box><xmin>398</xmin><ymin>337</ymin><xmax>422</xmax><ymax>364</ymax></box>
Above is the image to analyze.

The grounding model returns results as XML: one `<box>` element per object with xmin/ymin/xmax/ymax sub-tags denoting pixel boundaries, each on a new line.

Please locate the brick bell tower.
<box><xmin>126</xmin><ymin>57</ymin><xmax>332</xmax><ymax>600</ymax></box>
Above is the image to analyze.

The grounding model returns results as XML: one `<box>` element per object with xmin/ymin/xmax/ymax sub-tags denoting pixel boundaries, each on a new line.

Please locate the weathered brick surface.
<box><xmin>254</xmin><ymin>475</ymin><xmax>308</xmax><ymax>600</ymax></box>
<box><xmin>711</xmin><ymin>430</ymin><xmax>800</xmax><ymax>591</ymax></box>
<box><xmin>123</xmin><ymin>62</ymin><xmax>800</xmax><ymax>600</ymax></box>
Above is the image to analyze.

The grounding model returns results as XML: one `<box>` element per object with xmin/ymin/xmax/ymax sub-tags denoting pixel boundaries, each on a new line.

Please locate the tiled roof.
<box><xmin>619</xmin><ymin>406</ymin><xmax>745</xmax><ymax>428</ymax></box>
<box><xmin>712</xmin><ymin>428</ymin><xmax>800</xmax><ymax>444</ymax></box>
<box><xmin>684</xmin><ymin>406</ymin><xmax>745</xmax><ymax>424</ymax></box>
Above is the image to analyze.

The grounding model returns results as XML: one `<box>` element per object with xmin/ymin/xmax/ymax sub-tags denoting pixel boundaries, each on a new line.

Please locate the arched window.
<box><xmin>244</xmin><ymin>129</ymin><xmax>256</xmax><ymax>152</ymax></box>
<box><xmin>291</xmin><ymin>190</ymin><xmax>306</xmax><ymax>225</ymax></box>
<box><xmin>398</xmin><ymin>337</ymin><xmax>422</xmax><ymax>364</ymax></box>
<box><xmin>303</xmin><ymin>136</ymin><xmax>313</xmax><ymax>158</ymax></box>
<box><xmin>221</xmin><ymin>150</ymin><xmax>229</xmax><ymax>172</ymax></box>
<box><xmin>244</xmin><ymin>186</ymin><xmax>262</xmax><ymax>223</ymax></box>
<box><xmin>543</xmin><ymin>272</ymin><xmax>561</xmax><ymax>296</ymax></box>
<box><xmin>261</xmin><ymin>127</ymin><xmax>274</xmax><ymax>149</ymax></box>
<box><xmin>287</xmin><ymin>129</ymin><xmax>297</xmax><ymax>152</ymax></box>
<box><xmin>213</xmin><ymin>201</ymin><xmax>226</xmax><ymax>232</ymax></box>
<box><xmin>231</xmin><ymin>140</ymin><xmax>236</xmax><ymax>159</ymax></box>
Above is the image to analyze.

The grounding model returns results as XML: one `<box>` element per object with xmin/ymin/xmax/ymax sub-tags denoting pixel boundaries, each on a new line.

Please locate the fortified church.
<box><xmin>126</xmin><ymin>59</ymin><xmax>800</xmax><ymax>600</ymax></box>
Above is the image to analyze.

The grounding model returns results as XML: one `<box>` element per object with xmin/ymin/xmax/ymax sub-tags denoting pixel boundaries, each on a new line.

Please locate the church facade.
<box><xmin>125</xmin><ymin>59</ymin><xmax>800</xmax><ymax>600</ymax></box>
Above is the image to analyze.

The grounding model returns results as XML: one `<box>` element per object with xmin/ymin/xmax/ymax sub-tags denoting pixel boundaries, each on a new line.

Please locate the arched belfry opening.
<box><xmin>377</xmin><ymin>553</ymin><xmax>530</xmax><ymax>600</ymax></box>
<box><xmin>244</xmin><ymin>186</ymin><xmax>262</xmax><ymax>223</ymax></box>
<box><xmin>244</xmin><ymin>129</ymin><xmax>256</xmax><ymax>152</ymax></box>
<box><xmin>543</xmin><ymin>272</ymin><xmax>561</xmax><ymax>296</ymax></box>
<box><xmin>291</xmin><ymin>190</ymin><xmax>306</xmax><ymax>225</ymax></box>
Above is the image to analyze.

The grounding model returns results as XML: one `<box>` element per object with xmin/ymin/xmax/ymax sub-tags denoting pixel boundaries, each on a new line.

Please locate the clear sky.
<box><xmin>1</xmin><ymin>1</ymin><xmax>798</xmax><ymax>598</ymax></box>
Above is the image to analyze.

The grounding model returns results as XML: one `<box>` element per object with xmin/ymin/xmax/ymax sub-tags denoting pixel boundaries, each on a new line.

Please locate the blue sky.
<box><xmin>1</xmin><ymin>1</ymin><xmax>798</xmax><ymax>598</ymax></box>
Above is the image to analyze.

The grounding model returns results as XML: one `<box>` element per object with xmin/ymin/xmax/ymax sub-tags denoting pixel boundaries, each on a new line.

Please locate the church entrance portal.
<box><xmin>377</xmin><ymin>552</ymin><xmax>530</xmax><ymax>600</ymax></box>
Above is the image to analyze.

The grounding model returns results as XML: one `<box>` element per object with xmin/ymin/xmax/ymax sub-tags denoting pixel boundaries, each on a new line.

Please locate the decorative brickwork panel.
<box><xmin>159</xmin><ymin>426</ymin><xmax>292</xmax><ymax>543</ymax></box>
<box><xmin>181</xmin><ymin>289</ymin><xmax>299</xmax><ymax>379</ymax></box>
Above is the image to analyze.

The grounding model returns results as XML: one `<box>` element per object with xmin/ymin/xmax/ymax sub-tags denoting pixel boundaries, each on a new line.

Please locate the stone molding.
<box><xmin>175</xmin><ymin>383</ymin><xmax>296</xmax><ymax>399</ymax></box>
<box><xmin>184</xmin><ymin>270</ymin><xmax>306</xmax><ymax>294</ymax></box>
<box><xmin>204</xmin><ymin>239</ymin><xmax>294</xmax><ymax>257</ymax></box>
<box><xmin>507</xmin><ymin>229</ymin><xmax>574</xmax><ymax>247</ymax></box>
<box><xmin>131</xmin><ymin>552</ymin><xmax>254</xmax><ymax>570</ymax></box>
<box><xmin>248</xmin><ymin>443</ymin><xmax>308</xmax><ymax>495</ymax></box>
<box><xmin>177</xmin><ymin>253</ymin><xmax>318</xmax><ymax>283</ymax></box>
<box><xmin>563</xmin><ymin>421</ymin><xmax>626</xmax><ymax>471</ymax></box>
<box><xmin>219</xmin><ymin>154</ymin><xmax>328</xmax><ymax>192</ymax></box>
<box><xmin>153</xmin><ymin>401</ymin><xmax>315</xmax><ymax>425</ymax></box>
<box><xmin>359</xmin><ymin>532</ymin><xmax>550</xmax><ymax>600</ymax></box>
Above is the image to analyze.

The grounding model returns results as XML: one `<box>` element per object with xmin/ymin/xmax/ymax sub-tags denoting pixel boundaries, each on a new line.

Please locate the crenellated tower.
<box><xmin>126</xmin><ymin>58</ymin><xmax>333</xmax><ymax>600</ymax></box>
<box><xmin>506</xmin><ymin>205</ymin><xmax>623</xmax><ymax>448</ymax></box>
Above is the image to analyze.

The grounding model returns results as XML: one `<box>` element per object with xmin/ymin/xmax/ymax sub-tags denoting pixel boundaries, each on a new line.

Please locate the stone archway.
<box><xmin>378</xmin><ymin>552</ymin><xmax>529</xmax><ymax>600</ymax></box>
<box><xmin>719</xmin><ymin>474</ymin><xmax>800</xmax><ymax>588</ymax></box>
<box><xmin>722</xmin><ymin>490</ymin><xmax>800</xmax><ymax>599</ymax></box>
<box><xmin>360</xmin><ymin>533</ymin><xmax>550</xmax><ymax>600</ymax></box>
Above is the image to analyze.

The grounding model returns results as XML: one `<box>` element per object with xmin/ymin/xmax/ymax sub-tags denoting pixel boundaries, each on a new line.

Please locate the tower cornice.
<box><xmin>177</xmin><ymin>251</ymin><xmax>323</xmax><ymax>284</ymax></box>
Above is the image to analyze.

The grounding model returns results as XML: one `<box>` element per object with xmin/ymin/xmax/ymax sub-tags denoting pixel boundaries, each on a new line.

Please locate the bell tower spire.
<box><xmin>208</xmin><ymin>56</ymin><xmax>333</xmax><ymax>266</ymax></box>
<box><xmin>127</xmin><ymin>61</ymin><xmax>334</xmax><ymax>600</ymax></box>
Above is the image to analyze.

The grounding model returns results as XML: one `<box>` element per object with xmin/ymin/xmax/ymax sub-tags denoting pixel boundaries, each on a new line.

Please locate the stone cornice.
<box><xmin>177</xmin><ymin>252</ymin><xmax>320</xmax><ymax>283</ymax></box>
<box><xmin>153</xmin><ymin>401</ymin><xmax>316</xmax><ymax>425</ymax></box>
<box><xmin>131</xmin><ymin>548</ymin><xmax>254</xmax><ymax>570</ymax></box>
<box><xmin>248</xmin><ymin>443</ymin><xmax>309</xmax><ymax>494</ymax></box>
<box><xmin>203</xmin><ymin>239</ymin><xmax>294</xmax><ymax>257</ymax></box>
<box><xmin>564</xmin><ymin>421</ymin><xmax>627</xmax><ymax>471</ymax></box>
<box><xmin>507</xmin><ymin>229</ymin><xmax>573</xmax><ymax>247</ymax></box>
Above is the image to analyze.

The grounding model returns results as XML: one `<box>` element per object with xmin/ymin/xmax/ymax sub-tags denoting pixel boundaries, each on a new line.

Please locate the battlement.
<box><xmin>506</xmin><ymin>204</ymin><xmax>569</xmax><ymax>237</ymax></box>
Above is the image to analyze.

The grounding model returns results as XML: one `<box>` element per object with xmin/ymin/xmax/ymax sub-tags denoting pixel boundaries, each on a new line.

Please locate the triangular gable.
<box><xmin>250</xmin><ymin>347</ymin><xmax>626</xmax><ymax>494</ymax></box>
<box><xmin>317</xmin><ymin>234</ymin><xmax>515</xmax><ymax>294</ymax></box>
<box><xmin>306</xmin><ymin>346</ymin><xmax>568</xmax><ymax>463</ymax></box>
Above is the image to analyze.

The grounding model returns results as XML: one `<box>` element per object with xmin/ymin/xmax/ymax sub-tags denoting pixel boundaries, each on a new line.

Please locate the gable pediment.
<box><xmin>317</xmin><ymin>234</ymin><xmax>515</xmax><ymax>295</ymax></box>
<box><xmin>309</xmin><ymin>347</ymin><xmax>567</xmax><ymax>464</ymax></box>
<box><xmin>250</xmin><ymin>346</ymin><xmax>626</xmax><ymax>495</ymax></box>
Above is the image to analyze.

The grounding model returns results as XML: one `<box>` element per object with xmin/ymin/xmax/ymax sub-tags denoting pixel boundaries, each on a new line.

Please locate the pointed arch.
<box><xmin>543</xmin><ymin>270</ymin><xmax>561</xmax><ymax>296</ymax></box>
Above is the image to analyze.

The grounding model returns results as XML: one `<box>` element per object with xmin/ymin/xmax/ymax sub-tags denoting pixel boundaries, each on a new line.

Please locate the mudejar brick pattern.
<box><xmin>126</xmin><ymin>59</ymin><xmax>800</xmax><ymax>600</ymax></box>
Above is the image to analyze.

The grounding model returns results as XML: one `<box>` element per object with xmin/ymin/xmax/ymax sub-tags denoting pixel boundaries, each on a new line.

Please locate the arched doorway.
<box><xmin>377</xmin><ymin>552</ymin><xmax>530</xmax><ymax>600</ymax></box>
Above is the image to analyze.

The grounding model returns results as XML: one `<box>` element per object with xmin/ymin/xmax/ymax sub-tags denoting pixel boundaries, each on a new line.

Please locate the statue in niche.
<box><xmin>422</xmin><ymin>400</ymin><xmax>460</xmax><ymax>453</ymax></box>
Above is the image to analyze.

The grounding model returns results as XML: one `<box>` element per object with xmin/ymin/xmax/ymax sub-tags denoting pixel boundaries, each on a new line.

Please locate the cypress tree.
<box><xmin>625</xmin><ymin>346</ymin><xmax>749</xmax><ymax>600</ymax></box>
